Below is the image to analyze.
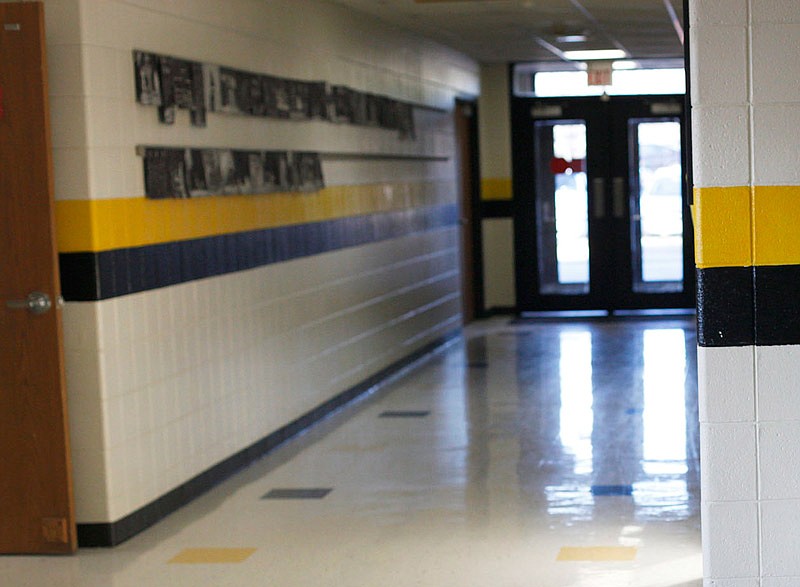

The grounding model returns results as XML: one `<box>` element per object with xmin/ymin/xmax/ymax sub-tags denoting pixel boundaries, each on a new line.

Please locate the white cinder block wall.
<box><xmin>477</xmin><ymin>64</ymin><xmax>515</xmax><ymax>311</ymax></box>
<box><xmin>44</xmin><ymin>0</ymin><xmax>478</xmax><ymax>528</ymax></box>
<box><xmin>691</xmin><ymin>0</ymin><xmax>800</xmax><ymax>584</ymax></box>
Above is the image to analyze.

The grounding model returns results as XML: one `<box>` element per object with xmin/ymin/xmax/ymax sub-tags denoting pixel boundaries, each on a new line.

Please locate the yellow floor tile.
<box><xmin>169</xmin><ymin>548</ymin><xmax>257</xmax><ymax>564</ymax></box>
<box><xmin>557</xmin><ymin>547</ymin><xmax>638</xmax><ymax>562</ymax></box>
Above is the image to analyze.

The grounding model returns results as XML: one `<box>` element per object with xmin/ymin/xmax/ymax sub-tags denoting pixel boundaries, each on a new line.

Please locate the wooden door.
<box><xmin>0</xmin><ymin>2</ymin><xmax>76</xmax><ymax>554</ymax></box>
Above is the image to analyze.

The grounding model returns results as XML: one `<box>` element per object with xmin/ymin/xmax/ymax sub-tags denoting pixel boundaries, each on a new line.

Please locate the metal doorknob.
<box><xmin>6</xmin><ymin>291</ymin><xmax>52</xmax><ymax>315</ymax></box>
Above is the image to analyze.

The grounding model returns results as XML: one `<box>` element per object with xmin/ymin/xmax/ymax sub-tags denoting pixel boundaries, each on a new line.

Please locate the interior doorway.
<box><xmin>455</xmin><ymin>97</ymin><xmax>483</xmax><ymax>323</ymax></box>
<box><xmin>511</xmin><ymin>94</ymin><xmax>694</xmax><ymax>313</ymax></box>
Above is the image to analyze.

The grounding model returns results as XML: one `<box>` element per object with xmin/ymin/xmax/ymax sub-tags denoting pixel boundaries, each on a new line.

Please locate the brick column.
<box><xmin>692</xmin><ymin>0</ymin><xmax>800</xmax><ymax>583</ymax></box>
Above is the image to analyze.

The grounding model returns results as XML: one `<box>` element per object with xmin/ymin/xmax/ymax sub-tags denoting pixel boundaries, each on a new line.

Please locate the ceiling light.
<box><xmin>612</xmin><ymin>60</ymin><xmax>639</xmax><ymax>70</ymax></box>
<box><xmin>563</xmin><ymin>49</ymin><xmax>628</xmax><ymax>61</ymax></box>
<box><xmin>556</xmin><ymin>34</ymin><xmax>588</xmax><ymax>43</ymax></box>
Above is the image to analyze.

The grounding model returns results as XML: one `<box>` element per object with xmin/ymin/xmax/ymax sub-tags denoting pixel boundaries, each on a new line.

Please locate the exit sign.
<box><xmin>587</xmin><ymin>61</ymin><xmax>613</xmax><ymax>87</ymax></box>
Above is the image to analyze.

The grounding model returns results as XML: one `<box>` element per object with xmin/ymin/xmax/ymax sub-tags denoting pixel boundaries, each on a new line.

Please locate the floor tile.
<box><xmin>557</xmin><ymin>546</ymin><xmax>638</xmax><ymax>561</ymax></box>
<box><xmin>378</xmin><ymin>410</ymin><xmax>430</xmax><ymax>418</ymax></box>
<box><xmin>591</xmin><ymin>484</ymin><xmax>634</xmax><ymax>496</ymax></box>
<box><xmin>262</xmin><ymin>488</ymin><xmax>333</xmax><ymax>499</ymax></box>
<box><xmin>0</xmin><ymin>317</ymin><xmax>701</xmax><ymax>587</ymax></box>
<box><xmin>169</xmin><ymin>548</ymin><xmax>257</xmax><ymax>564</ymax></box>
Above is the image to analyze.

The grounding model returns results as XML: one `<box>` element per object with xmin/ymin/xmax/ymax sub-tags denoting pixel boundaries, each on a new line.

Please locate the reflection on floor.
<box><xmin>0</xmin><ymin>317</ymin><xmax>701</xmax><ymax>587</ymax></box>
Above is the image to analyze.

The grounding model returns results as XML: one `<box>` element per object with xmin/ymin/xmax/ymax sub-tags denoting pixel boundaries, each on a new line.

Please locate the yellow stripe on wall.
<box><xmin>694</xmin><ymin>185</ymin><xmax>800</xmax><ymax>269</ymax></box>
<box><xmin>56</xmin><ymin>182</ymin><xmax>452</xmax><ymax>253</ymax></box>
<box><xmin>481</xmin><ymin>177</ymin><xmax>512</xmax><ymax>201</ymax></box>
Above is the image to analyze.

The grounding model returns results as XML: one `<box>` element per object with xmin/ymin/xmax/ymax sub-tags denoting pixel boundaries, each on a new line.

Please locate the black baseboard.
<box><xmin>478</xmin><ymin>306</ymin><xmax>517</xmax><ymax>318</ymax></box>
<box><xmin>77</xmin><ymin>330</ymin><xmax>460</xmax><ymax>548</ymax></box>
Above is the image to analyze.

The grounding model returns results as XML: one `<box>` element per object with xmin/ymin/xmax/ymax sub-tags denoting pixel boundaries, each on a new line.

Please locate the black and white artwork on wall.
<box><xmin>143</xmin><ymin>148</ymin><xmax>190</xmax><ymax>199</ymax></box>
<box><xmin>156</xmin><ymin>56</ymin><xmax>199</xmax><ymax>126</ymax></box>
<box><xmin>133</xmin><ymin>50</ymin><xmax>416</xmax><ymax>139</ymax></box>
<box><xmin>134</xmin><ymin>51</ymin><xmax>162</xmax><ymax>106</ymax></box>
<box><xmin>142</xmin><ymin>147</ymin><xmax>325</xmax><ymax>199</ymax></box>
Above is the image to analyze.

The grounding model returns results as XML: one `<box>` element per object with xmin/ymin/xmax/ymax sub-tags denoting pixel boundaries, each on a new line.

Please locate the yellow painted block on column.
<box><xmin>693</xmin><ymin>186</ymin><xmax>752</xmax><ymax>268</ymax></box>
<box><xmin>753</xmin><ymin>185</ymin><xmax>800</xmax><ymax>266</ymax></box>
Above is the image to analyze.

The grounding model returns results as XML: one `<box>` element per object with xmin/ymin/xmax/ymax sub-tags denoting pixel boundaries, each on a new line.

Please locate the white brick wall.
<box><xmin>47</xmin><ymin>0</ymin><xmax>478</xmax><ymax>523</ymax></box>
<box><xmin>692</xmin><ymin>0</ymin><xmax>800</xmax><ymax>583</ymax></box>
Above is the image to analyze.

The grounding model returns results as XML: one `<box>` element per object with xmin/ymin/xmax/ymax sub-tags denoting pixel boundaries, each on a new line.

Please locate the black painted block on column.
<box><xmin>696</xmin><ymin>267</ymin><xmax>754</xmax><ymax>347</ymax></box>
<box><xmin>755</xmin><ymin>265</ymin><xmax>800</xmax><ymax>346</ymax></box>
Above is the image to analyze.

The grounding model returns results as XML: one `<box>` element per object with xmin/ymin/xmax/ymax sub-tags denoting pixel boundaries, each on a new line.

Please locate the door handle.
<box><xmin>593</xmin><ymin>178</ymin><xmax>606</xmax><ymax>219</ymax></box>
<box><xmin>6</xmin><ymin>291</ymin><xmax>52</xmax><ymax>315</ymax></box>
<box><xmin>612</xmin><ymin>177</ymin><xmax>626</xmax><ymax>219</ymax></box>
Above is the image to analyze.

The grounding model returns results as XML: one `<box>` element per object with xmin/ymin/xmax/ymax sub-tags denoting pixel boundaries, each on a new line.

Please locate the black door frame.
<box><xmin>511</xmin><ymin>93</ymin><xmax>695</xmax><ymax>313</ymax></box>
<box><xmin>454</xmin><ymin>97</ymin><xmax>485</xmax><ymax>321</ymax></box>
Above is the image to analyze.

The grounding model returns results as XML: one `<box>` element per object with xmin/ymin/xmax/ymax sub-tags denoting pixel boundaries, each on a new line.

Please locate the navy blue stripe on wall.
<box><xmin>60</xmin><ymin>203</ymin><xmax>458</xmax><ymax>301</ymax></box>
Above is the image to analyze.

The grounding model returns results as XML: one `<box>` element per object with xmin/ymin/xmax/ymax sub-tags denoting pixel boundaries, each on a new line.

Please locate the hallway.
<box><xmin>0</xmin><ymin>317</ymin><xmax>701</xmax><ymax>586</ymax></box>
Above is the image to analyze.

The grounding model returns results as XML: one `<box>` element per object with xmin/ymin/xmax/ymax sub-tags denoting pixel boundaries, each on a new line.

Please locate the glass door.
<box><xmin>629</xmin><ymin>118</ymin><xmax>684</xmax><ymax>293</ymax></box>
<box><xmin>534</xmin><ymin>120</ymin><xmax>590</xmax><ymax>296</ymax></box>
<box><xmin>511</xmin><ymin>95</ymin><xmax>694</xmax><ymax>312</ymax></box>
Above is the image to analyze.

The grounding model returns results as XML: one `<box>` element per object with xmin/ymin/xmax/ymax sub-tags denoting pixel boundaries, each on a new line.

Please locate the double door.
<box><xmin>512</xmin><ymin>95</ymin><xmax>694</xmax><ymax>312</ymax></box>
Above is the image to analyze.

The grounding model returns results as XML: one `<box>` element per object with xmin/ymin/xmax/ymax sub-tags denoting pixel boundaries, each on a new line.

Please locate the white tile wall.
<box><xmin>752</xmin><ymin>104</ymin><xmax>800</xmax><ymax>186</ymax></box>
<box><xmin>43</xmin><ymin>0</ymin><xmax>91</xmax><ymax>202</ymax></box>
<box><xmin>62</xmin><ymin>304</ymin><xmax>112</xmax><ymax>521</ymax></box>
<box><xmin>756</xmin><ymin>345</ymin><xmax>800</xmax><ymax>421</ymax></box>
<box><xmin>758</xmin><ymin>421</ymin><xmax>800</xmax><ymax>500</ymax></box>
<box><xmin>700</xmin><ymin>423</ymin><xmax>757</xmax><ymax>501</ymax></box>
<box><xmin>751</xmin><ymin>24</ymin><xmax>800</xmax><ymax>105</ymax></box>
<box><xmin>761</xmin><ymin>499</ymin><xmax>800</xmax><ymax>576</ymax></box>
<box><xmin>701</xmin><ymin>501</ymin><xmax>759</xmax><ymax>579</ymax></box>
<box><xmin>693</xmin><ymin>0</ymin><xmax>800</xmax><ymax>583</ymax></box>
<box><xmin>41</xmin><ymin>0</ymin><xmax>83</xmax><ymax>46</ymax></box>
<box><xmin>478</xmin><ymin>64</ymin><xmax>511</xmax><ymax>181</ymax></box>
<box><xmin>47</xmin><ymin>44</ymin><xmax>85</xmax><ymax>97</ymax></box>
<box><xmin>697</xmin><ymin>346</ymin><xmax>755</xmax><ymax>423</ymax></box>
<box><xmin>322</xmin><ymin>160</ymin><xmax>455</xmax><ymax>190</ymax></box>
<box><xmin>751</xmin><ymin>0</ymin><xmax>800</xmax><ymax>24</ymax></box>
<box><xmin>49</xmin><ymin>95</ymin><xmax>89</xmax><ymax>150</ymax></box>
<box><xmin>68</xmin><ymin>228</ymin><xmax>461</xmax><ymax>520</ymax></box>
<box><xmin>45</xmin><ymin>0</ymin><xmax>477</xmax><ymax>202</ymax></box>
<box><xmin>481</xmin><ymin>219</ymin><xmax>515</xmax><ymax>309</ymax></box>
<box><xmin>689</xmin><ymin>0</ymin><xmax>747</xmax><ymax>26</ymax></box>
<box><xmin>704</xmin><ymin>580</ymin><xmax>759</xmax><ymax>587</ymax></box>
<box><xmin>52</xmin><ymin>147</ymin><xmax>92</xmax><ymax>201</ymax></box>
<box><xmin>51</xmin><ymin>0</ymin><xmax>477</xmax><ymax>524</ymax></box>
<box><xmin>690</xmin><ymin>106</ymin><xmax>751</xmax><ymax>188</ymax></box>
<box><xmin>689</xmin><ymin>24</ymin><xmax>749</xmax><ymax>107</ymax></box>
<box><xmin>762</xmin><ymin>579</ymin><xmax>800</xmax><ymax>587</ymax></box>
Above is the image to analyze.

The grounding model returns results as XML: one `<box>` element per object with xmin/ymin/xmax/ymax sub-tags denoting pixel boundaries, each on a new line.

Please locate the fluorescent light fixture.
<box><xmin>564</xmin><ymin>49</ymin><xmax>627</xmax><ymax>61</ymax></box>
<box><xmin>612</xmin><ymin>60</ymin><xmax>639</xmax><ymax>70</ymax></box>
<box><xmin>556</xmin><ymin>34</ymin><xmax>588</xmax><ymax>43</ymax></box>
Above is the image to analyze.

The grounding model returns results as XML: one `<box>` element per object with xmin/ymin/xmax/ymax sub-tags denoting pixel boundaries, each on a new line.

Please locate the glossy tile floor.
<box><xmin>0</xmin><ymin>317</ymin><xmax>701</xmax><ymax>587</ymax></box>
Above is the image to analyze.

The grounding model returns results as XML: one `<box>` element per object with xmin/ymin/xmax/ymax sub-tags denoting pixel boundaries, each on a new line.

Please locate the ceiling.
<box><xmin>329</xmin><ymin>0</ymin><xmax>685</xmax><ymax>66</ymax></box>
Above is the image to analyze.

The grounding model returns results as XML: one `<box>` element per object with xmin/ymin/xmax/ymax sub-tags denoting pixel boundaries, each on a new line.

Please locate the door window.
<box><xmin>630</xmin><ymin>119</ymin><xmax>684</xmax><ymax>293</ymax></box>
<box><xmin>534</xmin><ymin>121</ymin><xmax>589</xmax><ymax>295</ymax></box>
